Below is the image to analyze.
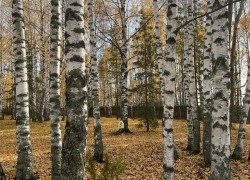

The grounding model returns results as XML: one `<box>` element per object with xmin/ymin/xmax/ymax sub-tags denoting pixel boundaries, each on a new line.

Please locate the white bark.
<box><xmin>61</xmin><ymin>0</ymin><xmax>88</xmax><ymax>179</ymax></box>
<box><xmin>49</xmin><ymin>0</ymin><xmax>62</xmax><ymax>179</ymax></box>
<box><xmin>87</xmin><ymin>0</ymin><xmax>104</xmax><ymax>162</ymax></box>
<box><xmin>187</xmin><ymin>0</ymin><xmax>200</xmax><ymax>154</ymax></box>
<box><xmin>203</xmin><ymin>0</ymin><xmax>213</xmax><ymax>166</ymax></box>
<box><xmin>120</xmin><ymin>0</ymin><xmax>129</xmax><ymax>131</ymax></box>
<box><xmin>210</xmin><ymin>0</ymin><xmax>231</xmax><ymax>178</ymax></box>
<box><xmin>162</xmin><ymin>0</ymin><xmax>177</xmax><ymax>179</ymax></box>
<box><xmin>39</xmin><ymin>0</ymin><xmax>46</xmax><ymax>122</ymax></box>
<box><xmin>183</xmin><ymin>0</ymin><xmax>193</xmax><ymax>152</ymax></box>
<box><xmin>153</xmin><ymin>0</ymin><xmax>163</xmax><ymax>92</ymax></box>
<box><xmin>12</xmin><ymin>0</ymin><xmax>34</xmax><ymax>178</ymax></box>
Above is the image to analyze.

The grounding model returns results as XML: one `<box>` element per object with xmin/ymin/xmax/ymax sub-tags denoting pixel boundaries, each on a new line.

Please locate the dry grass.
<box><xmin>0</xmin><ymin>116</ymin><xmax>250</xmax><ymax>179</ymax></box>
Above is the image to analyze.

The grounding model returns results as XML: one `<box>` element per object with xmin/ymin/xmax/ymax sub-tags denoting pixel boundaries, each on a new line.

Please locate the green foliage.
<box><xmin>136</xmin><ymin>105</ymin><xmax>159</xmax><ymax>129</ymax></box>
<box><xmin>86</xmin><ymin>152</ymin><xmax>126</xmax><ymax>180</ymax></box>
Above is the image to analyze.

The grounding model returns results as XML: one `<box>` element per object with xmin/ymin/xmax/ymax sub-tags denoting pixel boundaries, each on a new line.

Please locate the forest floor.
<box><xmin>0</xmin><ymin>116</ymin><xmax>250</xmax><ymax>180</ymax></box>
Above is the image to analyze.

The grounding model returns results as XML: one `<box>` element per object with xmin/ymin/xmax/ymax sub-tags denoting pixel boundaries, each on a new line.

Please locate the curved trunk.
<box><xmin>12</xmin><ymin>0</ymin><xmax>34</xmax><ymax>179</ymax></box>
<box><xmin>162</xmin><ymin>0</ymin><xmax>177</xmax><ymax>179</ymax></box>
<box><xmin>61</xmin><ymin>0</ymin><xmax>88</xmax><ymax>179</ymax></box>
<box><xmin>49</xmin><ymin>0</ymin><xmax>62</xmax><ymax>179</ymax></box>
<box><xmin>210</xmin><ymin>0</ymin><xmax>231</xmax><ymax>178</ymax></box>
<box><xmin>88</xmin><ymin>0</ymin><xmax>104</xmax><ymax>162</ymax></box>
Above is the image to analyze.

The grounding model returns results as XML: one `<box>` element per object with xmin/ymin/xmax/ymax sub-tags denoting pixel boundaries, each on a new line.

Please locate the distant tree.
<box><xmin>12</xmin><ymin>0</ymin><xmax>34</xmax><ymax>179</ymax></box>
<box><xmin>132</xmin><ymin>8</ymin><xmax>159</xmax><ymax>131</ymax></box>
<box><xmin>232</xmin><ymin>0</ymin><xmax>248</xmax><ymax>160</ymax></box>
<box><xmin>61</xmin><ymin>0</ymin><xmax>88</xmax><ymax>179</ymax></box>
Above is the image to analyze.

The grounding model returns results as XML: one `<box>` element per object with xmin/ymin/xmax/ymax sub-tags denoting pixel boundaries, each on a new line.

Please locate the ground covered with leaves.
<box><xmin>0</xmin><ymin>116</ymin><xmax>250</xmax><ymax>179</ymax></box>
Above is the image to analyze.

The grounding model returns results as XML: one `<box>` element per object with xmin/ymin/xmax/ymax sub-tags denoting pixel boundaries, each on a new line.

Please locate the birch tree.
<box><xmin>183</xmin><ymin>0</ymin><xmax>194</xmax><ymax>152</ymax></box>
<box><xmin>49</xmin><ymin>0</ymin><xmax>62</xmax><ymax>179</ymax></box>
<box><xmin>187</xmin><ymin>0</ymin><xmax>200</xmax><ymax>154</ymax></box>
<box><xmin>120</xmin><ymin>0</ymin><xmax>129</xmax><ymax>132</ymax></box>
<box><xmin>61</xmin><ymin>0</ymin><xmax>88</xmax><ymax>179</ymax></box>
<box><xmin>203</xmin><ymin>0</ymin><xmax>213</xmax><ymax>166</ymax></box>
<box><xmin>162</xmin><ymin>0</ymin><xmax>177</xmax><ymax>178</ymax></box>
<box><xmin>153</xmin><ymin>0</ymin><xmax>163</xmax><ymax>91</ymax></box>
<box><xmin>87</xmin><ymin>0</ymin><xmax>104</xmax><ymax>162</ymax></box>
<box><xmin>12</xmin><ymin>0</ymin><xmax>34</xmax><ymax>179</ymax></box>
<box><xmin>39</xmin><ymin>0</ymin><xmax>46</xmax><ymax>122</ymax></box>
<box><xmin>210</xmin><ymin>0</ymin><xmax>231</xmax><ymax>178</ymax></box>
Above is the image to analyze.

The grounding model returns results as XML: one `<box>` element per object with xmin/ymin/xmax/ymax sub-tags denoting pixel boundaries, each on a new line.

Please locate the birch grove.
<box><xmin>1</xmin><ymin>0</ymin><xmax>250</xmax><ymax>179</ymax></box>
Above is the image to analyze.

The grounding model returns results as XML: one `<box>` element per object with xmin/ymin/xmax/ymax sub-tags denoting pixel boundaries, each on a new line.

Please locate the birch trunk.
<box><xmin>203</xmin><ymin>0</ymin><xmax>213</xmax><ymax>166</ymax></box>
<box><xmin>12</xmin><ymin>0</ymin><xmax>34</xmax><ymax>179</ymax></box>
<box><xmin>183</xmin><ymin>0</ymin><xmax>193</xmax><ymax>152</ymax></box>
<box><xmin>210</xmin><ymin>0</ymin><xmax>231</xmax><ymax>178</ymax></box>
<box><xmin>153</xmin><ymin>0</ymin><xmax>163</xmax><ymax>92</ymax></box>
<box><xmin>188</xmin><ymin>0</ymin><xmax>200</xmax><ymax>154</ymax></box>
<box><xmin>153</xmin><ymin>0</ymin><xmax>179</xmax><ymax>160</ymax></box>
<box><xmin>39</xmin><ymin>0</ymin><xmax>46</xmax><ymax>122</ymax></box>
<box><xmin>49</xmin><ymin>0</ymin><xmax>62</xmax><ymax>179</ymax></box>
<box><xmin>162</xmin><ymin>0</ymin><xmax>177</xmax><ymax>178</ymax></box>
<box><xmin>88</xmin><ymin>0</ymin><xmax>104</xmax><ymax>162</ymax></box>
<box><xmin>61</xmin><ymin>0</ymin><xmax>88</xmax><ymax>179</ymax></box>
<box><xmin>120</xmin><ymin>0</ymin><xmax>129</xmax><ymax>132</ymax></box>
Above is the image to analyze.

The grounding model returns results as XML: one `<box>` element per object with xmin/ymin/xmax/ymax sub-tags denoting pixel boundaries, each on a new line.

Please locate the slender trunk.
<box><xmin>39</xmin><ymin>0</ymin><xmax>46</xmax><ymax>122</ymax></box>
<box><xmin>61</xmin><ymin>0</ymin><xmax>88</xmax><ymax>179</ymax></box>
<box><xmin>183</xmin><ymin>0</ymin><xmax>193</xmax><ymax>152</ymax></box>
<box><xmin>12</xmin><ymin>0</ymin><xmax>34</xmax><ymax>179</ymax></box>
<box><xmin>203</xmin><ymin>0</ymin><xmax>213</xmax><ymax>166</ymax></box>
<box><xmin>188</xmin><ymin>0</ymin><xmax>200</xmax><ymax>154</ymax></box>
<box><xmin>50</xmin><ymin>0</ymin><xmax>62</xmax><ymax>179</ymax></box>
<box><xmin>162</xmin><ymin>0</ymin><xmax>177</xmax><ymax>179</ymax></box>
<box><xmin>88</xmin><ymin>0</ymin><xmax>104</xmax><ymax>162</ymax></box>
<box><xmin>153</xmin><ymin>0</ymin><xmax>163</xmax><ymax>95</ymax></box>
<box><xmin>120</xmin><ymin>0</ymin><xmax>129</xmax><ymax>132</ymax></box>
<box><xmin>209</xmin><ymin>0</ymin><xmax>231</xmax><ymax>178</ymax></box>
